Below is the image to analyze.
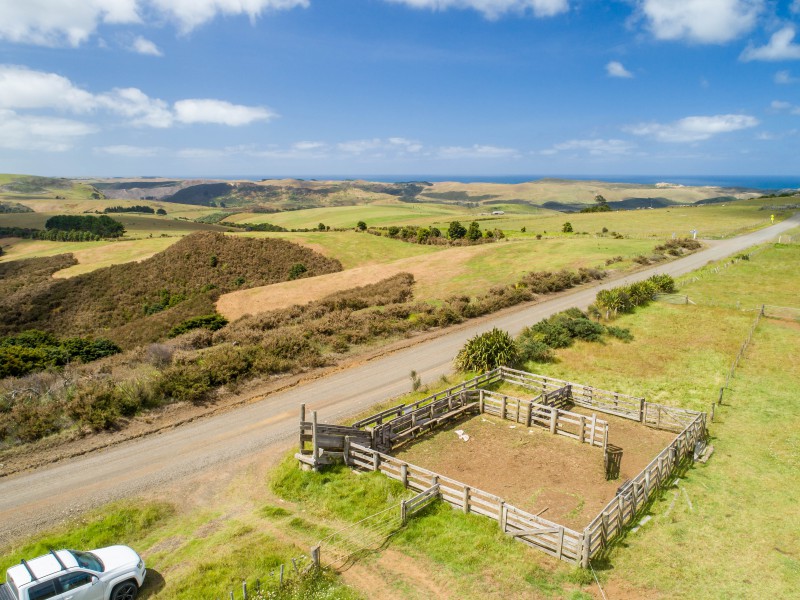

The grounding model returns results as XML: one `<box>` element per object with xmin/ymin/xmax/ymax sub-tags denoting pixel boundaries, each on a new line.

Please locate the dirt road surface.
<box><xmin>1</xmin><ymin>216</ymin><xmax>796</xmax><ymax>544</ymax></box>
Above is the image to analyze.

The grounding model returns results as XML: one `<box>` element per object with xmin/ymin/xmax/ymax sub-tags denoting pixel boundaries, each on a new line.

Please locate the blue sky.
<box><xmin>1</xmin><ymin>0</ymin><xmax>799</xmax><ymax>178</ymax></box>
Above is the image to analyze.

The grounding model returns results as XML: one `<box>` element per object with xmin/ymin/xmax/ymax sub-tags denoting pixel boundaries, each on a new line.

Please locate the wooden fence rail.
<box><xmin>480</xmin><ymin>390</ymin><xmax>608</xmax><ymax>450</ymax></box>
<box><xmin>583</xmin><ymin>412</ymin><xmax>706</xmax><ymax>562</ymax></box>
<box><xmin>345</xmin><ymin>441</ymin><xmax>584</xmax><ymax>564</ymax></box>
<box><xmin>298</xmin><ymin>367</ymin><xmax>707</xmax><ymax>568</ymax></box>
<box><xmin>498</xmin><ymin>367</ymin><xmax>645</xmax><ymax>422</ymax></box>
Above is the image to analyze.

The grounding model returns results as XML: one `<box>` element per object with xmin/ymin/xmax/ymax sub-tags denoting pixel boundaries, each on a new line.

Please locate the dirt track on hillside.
<box><xmin>0</xmin><ymin>215</ymin><xmax>796</xmax><ymax>544</ymax></box>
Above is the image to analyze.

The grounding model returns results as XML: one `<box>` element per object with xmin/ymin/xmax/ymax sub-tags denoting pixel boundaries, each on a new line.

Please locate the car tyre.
<box><xmin>110</xmin><ymin>581</ymin><xmax>139</xmax><ymax>600</ymax></box>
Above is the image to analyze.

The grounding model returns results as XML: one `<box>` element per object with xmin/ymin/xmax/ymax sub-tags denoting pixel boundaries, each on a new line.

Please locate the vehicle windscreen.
<box><xmin>68</xmin><ymin>551</ymin><xmax>104</xmax><ymax>572</ymax></box>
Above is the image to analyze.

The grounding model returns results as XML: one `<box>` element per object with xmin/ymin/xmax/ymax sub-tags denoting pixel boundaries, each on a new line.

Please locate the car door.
<box><xmin>54</xmin><ymin>573</ymin><xmax>103</xmax><ymax>600</ymax></box>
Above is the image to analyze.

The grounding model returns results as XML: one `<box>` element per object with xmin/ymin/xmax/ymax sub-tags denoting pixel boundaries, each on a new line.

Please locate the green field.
<box><xmin>233</xmin><ymin>230</ymin><xmax>445</xmax><ymax>269</ymax></box>
<box><xmin>3</xmin><ymin>242</ymin><xmax>798</xmax><ymax>599</ymax></box>
<box><xmin>227</xmin><ymin>201</ymin><xmax>478</xmax><ymax>229</ymax></box>
<box><xmin>431</xmin><ymin>200</ymin><xmax>786</xmax><ymax>240</ymax></box>
<box><xmin>0</xmin><ymin>211</ymin><xmax>231</xmax><ymax>238</ymax></box>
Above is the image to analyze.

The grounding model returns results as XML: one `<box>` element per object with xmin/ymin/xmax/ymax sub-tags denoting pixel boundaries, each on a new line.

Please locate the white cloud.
<box><xmin>0</xmin><ymin>65</ymin><xmax>96</xmax><ymax>112</ymax></box>
<box><xmin>131</xmin><ymin>35</ymin><xmax>162</xmax><ymax>56</ymax></box>
<box><xmin>437</xmin><ymin>144</ymin><xmax>517</xmax><ymax>158</ymax></box>
<box><xmin>388</xmin><ymin>137</ymin><xmax>424</xmax><ymax>152</ymax></box>
<box><xmin>741</xmin><ymin>26</ymin><xmax>800</xmax><ymax>61</ymax></box>
<box><xmin>0</xmin><ymin>0</ymin><xmax>140</xmax><ymax>46</ymax></box>
<box><xmin>292</xmin><ymin>141</ymin><xmax>326</xmax><ymax>151</ymax></box>
<box><xmin>769</xmin><ymin>100</ymin><xmax>800</xmax><ymax>114</ymax></box>
<box><xmin>546</xmin><ymin>138</ymin><xmax>635</xmax><ymax>155</ymax></box>
<box><xmin>0</xmin><ymin>109</ymin><xmax>97</xmax><ymax>151</ymax></box>
<box><xmin>96</xmin><ymin>144</ymin><xmax>161</xmax><ymax>156</ymax></box>
<box><xmin>626</xmin><ymin>113</ymin><xmax>759</xmax><ymax>142</ymax></box>
<box><xmin>337</xmin><ymin>138</ymin><xmax>387</xmax><ymax>154</ymax></box>
<box><xmin>606</xmin><ymin>61</ymin><xmax>633</xmax><ymax>78</ymax></box>
<box><xmin>174</xmin><ymin>99</ymin><xmax>275</xmax><ymax>126</ymax></box>
<box><xmin>775</xmin><ymin>70</ymin><xmax>797</xmax><ymax>84</ymax></box>
<box><xmin>150</xmin><ymin>0</ymin><xmax>309</xmax><ymax>33</ymax></box>
<box><xmin>637</xmin><ymin>0</ymin><xmax>763</xmax><ymax>44</ymax></box>
<box><xmin>98</xmin><ymin>87</ymin><xmax>174</xmax><ymax>127</ymax></box>
<box><xmin>0</xmin><ymin>0</ymin><xmax>307</xmax><ymax>47</ymax></box>
<box><xmin>384</xmin><ymin>1</ymin><xmax>569</xmax><ymax>20</ymax></box>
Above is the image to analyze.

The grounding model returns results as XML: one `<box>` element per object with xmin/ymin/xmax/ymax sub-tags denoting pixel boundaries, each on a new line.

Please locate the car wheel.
<box><xmin>110</xmin><ymin>581</ymin><xmax>138</xmax><ymax>600</ymax></box>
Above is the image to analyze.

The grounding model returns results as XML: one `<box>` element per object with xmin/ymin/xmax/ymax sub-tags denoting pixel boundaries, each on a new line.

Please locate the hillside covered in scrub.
<box><xmin>0</xmin><ymin>232</ymin><xmax>342</xmax><ymax>348</ymax></box>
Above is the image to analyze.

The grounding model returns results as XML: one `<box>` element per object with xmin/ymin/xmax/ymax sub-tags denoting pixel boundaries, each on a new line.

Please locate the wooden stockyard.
<box><xmin>296</xmin><ymin>367</ymin><xmax>707</xmax><ymax>568</ymax></box>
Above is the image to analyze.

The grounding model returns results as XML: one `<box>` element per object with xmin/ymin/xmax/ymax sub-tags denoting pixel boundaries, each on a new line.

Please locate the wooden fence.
<box><xmin>498</xmin><ymin>367</ymin><xmax>645</xmax><ymax>421</ymax></box>
<box><xmin>583</xmin><ymin>411</ymin><xmax>706</xmax><ymax>563</ymax></box>
<box><xmin>345</xmin><ymin>441</ymin><xmax>585</xmax><ymax>564</ymax></box>
<box><xmin>372</xmin><ymin>390</ymin><xmax>479</xmax><ymax>451</ymax></box>
<box><xmin>480</xmin><ymin>390</ymin><xmax>608</xmax><ymax>450</ymax></box>
<box><xmin>297</xmin><ymin>367</ymin><xmax>707</xmax><ymax>567</ymax></box>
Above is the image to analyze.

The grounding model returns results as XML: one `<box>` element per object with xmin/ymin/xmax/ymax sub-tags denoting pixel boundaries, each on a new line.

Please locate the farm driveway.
<box><xmin>0</xmin><ymin>214</ymin><xmax>797</xmax><ymax>544</ymax></box>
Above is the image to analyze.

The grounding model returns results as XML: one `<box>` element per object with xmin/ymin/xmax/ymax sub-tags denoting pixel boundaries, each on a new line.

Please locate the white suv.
<box><xmin>1</xmin><ymin>547</ymin><xmax>146</xmax><ymax>600</ymax></box>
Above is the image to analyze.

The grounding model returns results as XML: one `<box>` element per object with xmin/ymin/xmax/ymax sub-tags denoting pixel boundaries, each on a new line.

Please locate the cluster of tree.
<box><xmin>367</xmin><ymin>220</ymin><xmax>503</xmax><ymax>245</ymax></box>
<box><xmin>0</xmin><ymin>227</ymin><xmax>102</xmax><ymax>242</ymax></box>
<box><xmin>103</xmin><ymin>205</ymin><xmax>166</xmax><ymax>215</ymax></box>
<box><xmin>455</xmin><ymin>308</ymin><xmax>633</xmax><ymax>372</ymax></box>
<box><xmin>220</xmin><ymin>221</ymin><xmax>288</xmax><ymax>232</ymax></box>
<box><xmin>0</xmin><ymin>330</ymin><xmax>120</xmax><ymax>378</ymax></box>
<box><xmin>45</xmin><ymin>215</ymin><xmax>125</xmax><ymax>238</ymax></box>
<box><xmin>580</xmin><ymin>194</ymin><xmax>612</xmax><ymax>213</ymax></box>
<box><xmin>593</xmin><ymin>274</ymin><xmax>675</xmax><ymax>319</ymax></box>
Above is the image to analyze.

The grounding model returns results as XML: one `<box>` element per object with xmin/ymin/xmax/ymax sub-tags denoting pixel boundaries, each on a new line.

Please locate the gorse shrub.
<box><xmin>167</xmin><ymin>314</ymin><xmax>228</xmax><ymax>338</ymax></box>
<box><xmin>0</xmin><ymin>330</ymin><xmax>120</xmax><ymax>378</ymax></box>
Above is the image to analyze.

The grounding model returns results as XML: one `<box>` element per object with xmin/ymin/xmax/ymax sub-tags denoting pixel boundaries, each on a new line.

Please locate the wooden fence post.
<box><xmin>311</xmin><ymin>411</ymin><xmax>319</xmax><ymax>468</ymax></box>
<box><xmin>242</xmin><ymin>581</ymin><xmax>248</xmax><ymax>600</ymax></box>
<box><xmin>499</xmin><ymin>501</ymin><xmax>507</xmax><ymax>532</ymax></box>
<box><xmin>556</xmin><ymin>527</ymin><xmax>565</xmax><ymax>560</ymax></box>
<box><xmin>579</xmin><ymin>416</ymin><xmax>586</xmax><ymax>444</ymax></box>
<box><xmin>581</xmin><ymin>529</ymin><xmax>590</xmax><ymax>568</ymax></box>
<box><xmin>311</xmin><ymin>545</ymin><xmax>321</xmax><ymax>569</ymax></box>
<box><xmin>550</xmin><ymin>408</ymin><xmax>557</xmax><ymax>434</ymax></box>
<box><xmin>602</xmin><ymin>422</ymin><xmax>608</xmax><ymax>455</ymax></box>
<box><xmin>299</xmin><ymin>404</ymin><xmax>306</xmax><ymax>453</ymax></box>
<box><xmin>343</xmin><ymin>436</ymin><xmax>351</xmax><ymax>467</ymax></box>
<box><xmin>589</xmin><ymin>414</ymin><xmax>597</xmax><ymax>446</ymax></box>
<box><xmin>401</xmin><ymin>463</ymin><xmax>408</xmax><ymax>487</ymax></box>
<box><xmin>526</xmin><ymin>401</ymin><xmax>533</xmax><ymax>427</ymax></box>
<box><xmin>501</xmin><ymin>396</ymin><xmax>507</xmax><ymax>420</ymax></box>
<box><xmin>372</xmin><ymin>450</ymin><xmax>380</xmax><ymax>472</ymax></box>
<box><xmin>279</xmin><ymin>564</ymin><xmax>284</xmax><ymax>587</ymax></box>
<box><xmin>639</xmin><ymin>398</ymin><xmax>645</xmax><ymax>423</ymax></box>
<box><xmin>401</xmin><ymin>500</ymin><xmax>407</xmax><ymax>525</ymax></box>
<box><xmin>463</xmin><ymin>486</ymin><xmax>470</xmax><ymax>514</ymax></box>
<box><xmin>479</xmin><ymin>389</ymin><xmax>484</xmax><ymax>413</ymax></box>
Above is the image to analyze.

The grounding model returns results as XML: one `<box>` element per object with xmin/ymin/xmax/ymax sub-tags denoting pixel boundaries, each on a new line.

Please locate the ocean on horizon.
<box><xmin>191</xmin><ymin>174</ymin><xmax>800</xmax><ymax>191</ymax></box>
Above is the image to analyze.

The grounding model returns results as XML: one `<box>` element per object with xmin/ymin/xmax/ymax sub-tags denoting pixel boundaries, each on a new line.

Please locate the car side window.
<box><xmin>27</xmin><ymin>581</ymin><xmax>58</xmax><ymax>600</ymax></box>
<box><xmin>58</xmin><ymin>573</ymin><xmax>93</xmax><ymax>593</ymax></box>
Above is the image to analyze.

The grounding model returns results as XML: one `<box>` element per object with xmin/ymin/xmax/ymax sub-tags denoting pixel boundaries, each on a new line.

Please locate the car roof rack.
<box><xmin>20</xmin><ymin>559</ymin><xmax>37</xmax><ymax>581</ymax></box>
<box><xmin>49</xmin><ymin>549</ymin><xmax>68</xmax><ymax>571</ymax></box>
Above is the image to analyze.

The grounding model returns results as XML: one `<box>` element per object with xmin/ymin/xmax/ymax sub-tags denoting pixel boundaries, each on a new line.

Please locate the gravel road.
<box><xmin>1</xmin><ymin>216</ymin><xmax>796</xmax><ymax>544</ymax></box>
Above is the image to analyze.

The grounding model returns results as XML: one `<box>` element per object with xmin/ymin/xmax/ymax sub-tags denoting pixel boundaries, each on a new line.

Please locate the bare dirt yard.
<box><xmin>394</xmin><ymin>409</ymin><xmax>674</xmax><ymax>530</ymax></box>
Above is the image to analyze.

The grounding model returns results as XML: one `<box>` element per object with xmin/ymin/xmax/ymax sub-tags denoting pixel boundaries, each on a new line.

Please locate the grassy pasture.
<box><xmin>7</xmin><ymin>197</ymin><xmax>221</xmax><ymax>221</ymax></box>
<box><xmin>433</xmin><ymin>200</ymin><xmax>784</xmax><ymax>240</ymax></box>
<box><xmin>234</xmin><ymin>230</ymin><xmax>445</xmax><ymax>269</ymax></box>
<box><xmin>219</xmin><ymin>232</ymin><xmax>656</xmax><ymax>317</ymax></box>
<box><xmin>0</xmin><ymin>211</ymin><xmax>232</xmax><ymax>239</ymax></box>
<box><xmin>227</xmin><ymin>201</ymin><xmax>477</xmax><ymax>230</ymax></box>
